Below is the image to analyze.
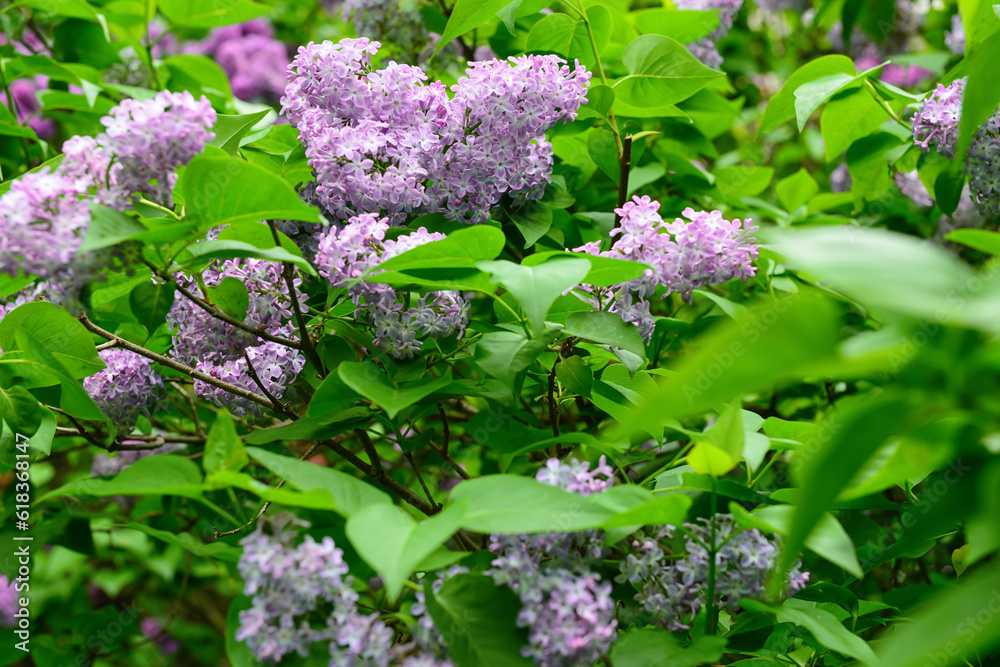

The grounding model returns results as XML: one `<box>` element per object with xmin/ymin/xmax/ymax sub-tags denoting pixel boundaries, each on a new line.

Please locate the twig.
<box><xmin>438</xmin><ymin>402</ymin><xmax>450</xmax><ymax>456</ymax></box>
<box><xmin>266</xmin><ymin>220</ymin><xmax>325</xmax><ymax>378</ymax></box>
<box><xmin>170</xmin><ymin>381</ymin><xmax>203</xmax><ymax>435</ymax></box>
<box><xmin>79</xmin><ymin>313</ymin><xmax>276</xmax><ymax>414</ymax></box>
<box><xmin>355</xmin><ymin>428</ymin><xmax>383</xmax><ymax>477</ymax></box>
<box><xmin>547</xmin><ymin>363</ymin><xmax>560</xmax><ymax>439</ymax></box>
<box><xmin>404</xmin><ymin>452</ymin><xmax>439</xmax><ymax>512</ymax></box>
<box><xmin>615</xmin><ymin>134</ymin><xmax>634</xmax><ymax>222</ymax></box>
<box><xmin>242</xmin><ymin>349</ymin><xmax>297</xmax><ymax>420</ymax></box>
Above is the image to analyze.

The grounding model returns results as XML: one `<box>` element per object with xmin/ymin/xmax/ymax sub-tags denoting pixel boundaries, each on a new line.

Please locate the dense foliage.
<box><xmin>1</xmin><ymin>0</ymin><xmax>1000</xmax><ymax>666</ymax></box>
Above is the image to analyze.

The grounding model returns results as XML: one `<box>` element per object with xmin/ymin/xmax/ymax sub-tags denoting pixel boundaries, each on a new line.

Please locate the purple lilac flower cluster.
<box><xmin>282</xmin><ymin>38</ymin><xmax>590</xmax><ymax>224</ymax></box>
<box><xmin>675</xmin><ymin>0</ymin><xmax>744</xmax><ymax>69</ymax></box>
<box><xmin>894</xmin><ymin>171</ymin><xmax>934</xmax><ymax>208</ymax></box>
<box><xmin>340</xmin><ymin>0</ymin><xmax>430</xmax><ymax>63</ymax></box>
<box><xmin>618</xmin><ymin>514</ymin><xmax>809</xmax><ymax>631</ymax></box>
<box><xmin>166</xmin><ymin>256</ymin><xmax>306</xmax><ymax>418</ymax></box>
<box><xmin>0</xmin><ymin>575</ymin><xmax>16</xmax><ymax>628</ymax></box>
<box><xmin>83</xmin><ymin>349</ymin><xmax>165</xmax><ymax>429</ymax></box>
<box><xmin>96</xmin><ymin>90</ymin><xmax>216</xmax><ymax>207</ymax></box>
<box><xmin>574</xmin><ymin>196</ymin><xmax>759</xmax><ymax>341</ymax></box>
<box><xmin>489</xmin><ymin>457</ymin><xmax>618</xmax><ymax>667</ymax></box>
<box><xmin>965</xmin><ymin>115</ymin><xmax>1000</xmax><ymax>216</ymax></box>
<box><xmin>0</xmin><ymin>34</ymin><xmax>56</xmax><ymax>137</ymax></box>
<box><xmin>237</xmin><ymin>515</ymin><xmax>452</xmax><ymax>666</ymax></box>
<box><xmin>191</xmin><ymin>20</ymin><xmax>288</xmax><ymax>101</ymax></box>
<box><xmin>946</xmin><ymin>14</ymin><xmax>965</xmax><ymax>55</ymax></box>
<box><xmin>315</xmin><ymin>214</ymin><xmax>469</xmax><ymax>358</ymax></box>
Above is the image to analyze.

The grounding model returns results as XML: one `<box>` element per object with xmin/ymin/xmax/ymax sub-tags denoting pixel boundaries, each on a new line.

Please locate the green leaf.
<box><xmin>246</xmin><ymin>407</ymin><xmax>371</xmax><ymax>444</ymax></box>
<box><xmin>207</xmin><ymin>469</ymin><xmax>343</xmax><ymax>511</ymax></box>
<box><xmin>449</xmin><ymin>475</ymin><xmax>654</xmax><ymax>533</ymax></box>
<box><xmin>689</xmin><ymin>400</ymin><xmax>744</xmax><ymax>476</ymax></box>
<box><xmin>945</xmin><ymin>228</ymin><xmax>1000</xmax><ymax>255</ymax></box>
<box><xmin>129</xmin><ymin>280</ymin><xmax>175</xmax><ymax>335</ymax></box>
<box><xmin>160</xmin><ymin>0</ymin><xmax>270</xmax><ymax>28</ymax></box>
<box><xmin>246</xmin><ymin>446</ymin><xmax>391</xmax><ymax>517</ymax></box>
<box><xmin>746</xmin><ymin>505</ymin><xmax>863</xmax><ymax>577</ymax></box>
<box><xmin>610</xmin><ymin>296</ymin><xmax>840</xmax><ymax>439</ymax></box>
<box><xmin>767</xmin><ymin>226</ymin><xmax>975</xmax><ymax>321</ymax></box>
<box><xmin>524</xmin><ymin>251</ymin><xmax>650</xmax><ymax>286</ymax></box>
<box><xmin>760</xmin><ymin>55</ymin><xmax>856</xmax><ymax>133</ymax></box>
<box><xmin>525</xmin><ymin>6</ymin><xmax>610</xmax><ymax>69</ymax></box>
<box><xmin>204</xmin><ymin>410</ymin><xmax>248</xmax><ymax>474</ymax></box>
<box><xmin>207</xmin><ymin>277</ymin><xmax>250</xmax><ymax>322</ymax></box>
<box><xmin>611</xmin><ymin>629</ymin><xmax>727</xmax><ymax>667</ymax></box>
<box><xmin>782</xmin><ymin>396</ymin><xmax>914</xmax><ymax>577</ymax></box>
<box><xmin>776</xmin><ymin>169</ymin><xmax>819</xmax><ymax>211</ymax></box>
<box><xmin>598</xmin><ymin>493</ymin><xmax>691</xmax><ymax>529</ymax></box>
<box><xmin>437</xmin><ymin>0</ymin><xmax>511</xmax><ymax>53</ymax></box>
<box><xmin>562</xmin><ymin>311</ymin><xmax>645</xmax><ymax>358</ymax></box>
<box><xmin>0</xmin><ymin>302</ymin><xmax>105</xmax><ymax>383</ymax></box>
<box><xmin>714</xmin><ymin>165</ymin><xmax>775</xmax><ymax>199</ymax></box>
<box><xmin>181</xmin><ymin>156</ymin><xmax>321</xmax><ymax>231</ymax></box>
<box><xmin>346</xmin><ymin>501</ymin><xmax>468</xmax><ymax>602</ymax></box>
<box><xmin>163</xmin><ymin>55</ymin><xmax>232</xmax><ymax>102</ymax></box>
<box><xmin>631</xmin><ymin>9</ymin><xmax>721</xmax><ymax>43</ymax></box>
<box><xmin>209</xmin><ymin>109</ymin><xmax>272</xmax><ymax>156</ymax></box>
<box><xmin>958</xmin><ymin>30</ymin><xmax>1000</xmax><ymax>164</ymax></box>
<box><xmin>555</xmin><ymin>355</ymin><xmax>593</xmax><ymax>396</ymax></box>
<box><xmin>180</xmin><ymin>240</ymin><xmax>317</xmax><ymax>276</ymax></box>
<box><xmin>126</xmin><ymin>523</ymin><xmax>241</xmax><ymax>562</ymax></box>
<box><xmin>477</xmin><ymin>258</ymin><xmax>591</xmax><ymax>334</ymax></box>
<box><xmin>743</xmin><ymin>598</ymin><xmax>878</xmax><ymax>665</ymax></box>
<box><xmin>474</xmin><ymin>329</ymin><xmax>559</xmax><ymax>391</ymax></box>
<box><xmin>872</xmin><ymin>561</ymin><xmax>1000</xmax><ymax>667</ymax></box>
<box><xmin>426</xmin><ymin>574</ymin><xmax>535</xmax><ymax>667</ymax></box>
<box><xmin>39</xmin><ymin>455</ymin><xmax>204</xmax><ymax>502</ymax></box>
<box><xmin>820</xmin><ymin>88</ymin><xmax>890</xmax><ymax>161</ymax></box>
<box><xmin>338</xmin><ymin>362</ymin><xmax>452</xmax><ymax>419</ymax></box>
<box><xmin>793</xmin><ymin>73</ymin><xmax>855</xmax><ymax>131</ymax></box>
<box><xmin>614</xmin><ymin>35</ymin><xmax>724</xmax><ymax>108</ymax></box>
<box><xmin>376</xmin><ymin>226</ymin><xmax>506</xmax><ymax>273</ymax></box>
<box><xmin>79</xmin><ymin>204</ymin><xmax>147</xmax><ymax>252</ymax></box>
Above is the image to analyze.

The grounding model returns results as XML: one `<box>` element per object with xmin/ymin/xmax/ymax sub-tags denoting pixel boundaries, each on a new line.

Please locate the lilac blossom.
<box><xmin>617</xmin><ymin>514</ymin><xmax>809</xmax><ymax>631</ymax></box>
<box><xmin>191</xmin><ymin>20</ymin><xmax>288</xmax><ymax>101</ymax></box>
<box><xmin>140</xmin><ymin>618</ymin><xmax>180</xmax><ymax>655</ymax></box>
<box><xmin>675</xmin><ymin>0</ymin><xmax>743</xmax><ymax>66</ymax></box>
<box><xmin>0</xmin><ymin>169</ymin><xmax>90</xmax><ymax>279</ymax></box>
<box><xmin>90</xmin><ymin>442</ymin><xmax>187</xmax><ymax>477</ymax></box>
<box><xmin>315</xmin><ymin>214</ymin><xmax>470</xmax><ymax>358</ymax></box>
<box><xmin>282</xmin><ymin>38</ymin><xmax>589</xmax><ymax>224</ymax></box>
<box><xmin>83</xmin><ymin>349</ymin><xmax>165</xmax><ymax>429</ymax></box>
<box><xmin>895</xmin><ymin>171</ymin><xmax>934</xmax><ymax>207</ymax></box>
<box><xmin>167</xmin><ymin>256</ymin><xmax>307</xmax><ymax>418</ymax></box>
<box><xmin>3</xmin><ymin>77</ymin><xmax>54</xmax><ymax>137</ymax></box>
<box><xmin>0</xmin><ymin>576</ymin><xmax>16</xmax><ymax>628</ymax></box>
<box><xmin>830</xmin><ymin>163</ymin><xmax>852</xmax><ymax>193</ymax></box>
<box><xmin>966</xmin><ymin>115</ymin><xmax>1000</xmax><ymax>215</ymax></box>
<box><xmin>237</xmin><ymin>515</ymin><xmax>396</xmax><ymax>665</ymax></box>
<box><xmin>911</xmin><ymin>78</ymin><xmax>965</xmax><ymax>158</ymax></box>
<box><xmin>97</xmin><ymin>90</ymin><xmax>216</xmax><ymax>206</ymax></box>
<box><xmin>573</xmin><ymin>196</ymin><xmax>759</xmax><ymax>340</ymax></box>
<box><xmin>488</xmin><ymin>457</ymin><xmax>618</xmax><ymax>667</ymax></box>
<box><xmin>946</xmin><ymin>13</ymin><xmax>965</xmax><ymax>55</ymax></box>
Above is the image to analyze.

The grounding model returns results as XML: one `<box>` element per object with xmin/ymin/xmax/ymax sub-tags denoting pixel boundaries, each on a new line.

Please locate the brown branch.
<box><xmin>266</xmin><ymin>220</ymin><xmax>325</xmax><ymax>378</ymax></box>
<box><xmin>615</xmin><ymin>134</ymin><xmax>634</xmax><ymax>224</ymax></box>
<box><xmin>78</xmin><ymin>313</ymin><xmax>276</xmax><ymax>414</ymax></box>
<box><xmin>405</xmin><ymin>452</ymin><xmax>440</xmax><ymax>512</ymax></box>
<box><xmin>242</xmin><ymin>350</ymin><xmax>298</xmax><ymax>421</ymax></box>
<box><xmin>144</xmin><ymin>260</ymin><xmax>303</xmax><ymax>349</ymax></box>
<box><xmin>355</xmin><ymin>428</ymin><xmax>383</xmax><ymax>477</ymax></box>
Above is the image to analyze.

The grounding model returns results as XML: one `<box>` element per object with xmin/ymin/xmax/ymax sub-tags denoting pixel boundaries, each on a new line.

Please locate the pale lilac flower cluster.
<box><xmin>0</xmin><ymin>576</ymin><xmax>16</xmax><ymax>628</ymax></box>
<box><xmin>618</xmin><ymin>514</ymin><xmax>809</xmax><ymax>631</ymax></box>
<box><xmin>574</xmin><ymin>197</ymin><xmax>759</xmax><ymax>340</ymax></box>
<box><xmin>167</xmin><ymin>257</ymin><xmax>306</xmax><ymax>418</ymax></box>
<box><xmin>675</xmin><ymin>0</ymin><xmax>743</xmax><ymax>68</ymax></box>
<box><xmin>895</xmin><ymin>171</ymin><xmax>933</xmax><ymax>207</ymax></box>
<box><xmin>315</xmin><ymin>214</ymin><xmax>470</xmax><ymax>358</ymax></box>
<box><xmin>855</xmin><ymin>43</ymin><xmax>933</xmax><ymax>89</ymax></box>
<box><xmin>0</xmin><ymin>170</ymin><xmax>90</xmax><ymax>279</ymax></box>
<box><xmin>140</xmin><ymin>617</ymin><xmax>180</xmax><ymax>655</ymax></box>
<box><xmin>830</xmin><ymin>163</ymin><xmax>852</xmax><ymax>193</ymax></box>
<box><xmin>97</xmin><ymin>90</ymin><xmax>216</xmax><ymax>206</ymax></box>
<box><xmin>83</xmin><ymin>349</ymin><xmax>165</xmax><ymax>429</ymax></box>
<box><xmin>191</xmin><ymin>20</ymin><xmax>288</xmax><ymax>101</ymax></box>
<box><xmin>340</xmin><ymin>0</ymin><xmax>430</xmax><ymax>63</ymax></box>
<box><xmin>966</xmin><ymin>115</ymin><xmax>1000</xmax><ymax>216</ymax></box>
<box><xmin>237</xmin><ymin>515</ymin><xmax>395</xmax><ymax>665</ymax></box>
<box><xmin>489</xmin><ymin>457</ymin><xmax>617</xmax><ymax>667</ymax></box>
<box><xmin>946</xmin><ymin>13</ymin><xmax>965</xmax><ymax>55</ymax></box>
<box><xmin>912</xmin><ymin>79</ymin><xmax>965</xmax><ymax>158</ymax></box>
<box><xmin>282</xmin><ymin>38</ymin><xmax>590</xmax><ymax>224</ymax></box>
